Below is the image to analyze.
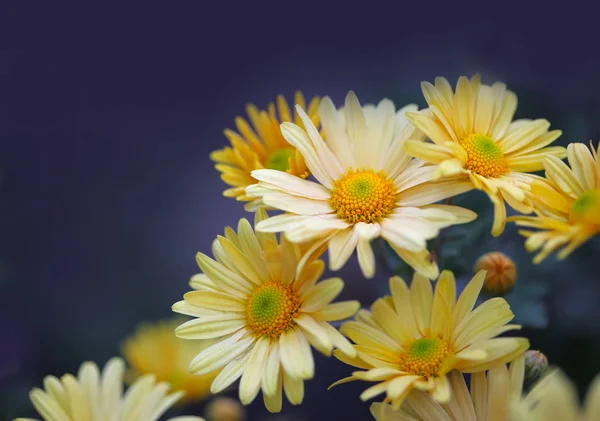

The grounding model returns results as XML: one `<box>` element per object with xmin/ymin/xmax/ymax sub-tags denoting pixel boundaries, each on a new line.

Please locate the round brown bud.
<box><xmin>205</xmin><ymin>396</ymin><xmax>246</xmax><ymax>421</ymax></box>
<box><xmin>474</xmin><ymin>252</ymin><xmax>517</xmax><ymax>295</ymax></box>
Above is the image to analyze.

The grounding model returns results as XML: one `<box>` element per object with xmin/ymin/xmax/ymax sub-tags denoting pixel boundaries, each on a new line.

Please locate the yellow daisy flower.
<box><xmin>510</xmin><ymin>142</ymin><xmax>600</xmax><ymax>263</ymax></box>
<box><xmin>332</xmin><ymin>270</ymin><xmax>529</xmax><ymax>409</ymax></box>
<box><xmin>121</xmin><ymin>318</ymin><xmax>219</xmax><ymax>404</ymax></box>
<box><xmin>370</xmin><ymin>356</ymin><xmax>525</xmax><ymax>420</ymax></box>
<box><xmin>211</xmin><ymin>92</ymin><xmax>320</xmax><ymax>211</ymax></box>
<box><xmin>404</xmin><ymin>75</ymin><xmax>566</xmax><ymax>236</ymax></box>
<box><xmin>246</xmin><ymin>91</ymin><xmax>477</xmax><ymax>279</ymax></box>
<box><xmin>510</xmin><ymin>369</ymin><xmax>600</xmax><ymax>421</ymax></box>
<box><xmin>14</xmin><ymin>357</ymin><xmax>204</xmax><ymax>421</ymax></box>
<box><xmin>171</xmin><ymin>208</ymin><xmax>359</xmax><ymax>413</ymax></box>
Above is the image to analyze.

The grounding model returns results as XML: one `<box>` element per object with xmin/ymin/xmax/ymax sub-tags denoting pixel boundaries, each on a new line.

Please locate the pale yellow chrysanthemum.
<box><xmin>171</xmin><ymin>208</ymin><xmax>359</xmax><ymax>413</ymax></box>
<box><xmin>510</xmin><ymin>369</ymin><xmax>600</xmax><ymax>421</ymax></box>
<box><xmin>14</xmin><ymin>357</ymin><xmax>204</xmax><ymax>421</ymax></box>
<box><xmin>211</xmin><ymin>92</ymin><xmax>320</xmax><ymax>211</ymax></box>
<box><xmin>404</xmin><ymin>75</ymin><xmax>566</xmax><ymax>236</ymax></box>
<box><xmin>332</xmin><ymin>270</ymin><xmax>529</xmax><ymax>409</ymax></box>
<box><xmin>246</xmin><ymin>91</ymin><xmax>477</xmax><ymax>279</ymax></box>
<box><xmin>121</xmin><ymin>318</ymin><xmax>219</xmax><ymax>404</ymax></box>
<box><xmin>371</xmin><ymin>356</ymin><xmax>525</xmax><ymax>421</ymax></box>
<box><xmin>509</xmin><ymin>142</ymin><xmax>600</xmax><ymax>263</ymax></box>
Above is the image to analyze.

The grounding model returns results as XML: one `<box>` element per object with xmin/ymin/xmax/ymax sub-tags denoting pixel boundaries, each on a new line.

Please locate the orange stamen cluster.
<box><xmin>246</xmin><ymin>280</ymin><xmax>300</xmax><ymax>338</ymax></box>
<box><xmin>398</xmin><ymin>337</ymin><xmax>450</xmax><ymax>379</ymax></box>
<box><xmin>459</xmin><ymin>133</ymin><xmax>507</xmax><ymax>178</ymax></box>
<box><xmin>330</xmin><ymin>169</ymin><xmax>396</xmax><ymax>224</ymax></box>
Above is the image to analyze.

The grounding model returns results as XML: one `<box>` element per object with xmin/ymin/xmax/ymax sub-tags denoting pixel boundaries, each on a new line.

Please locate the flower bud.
<box><xmin>205</xmin><ymin>396</ymin><xmax>246</xmax><ymax>421</ymax></box>
<box><xmin>524</xmin><ymin>349</ymin><xmax>549</xmax><ymax>388</ymax></box>
<box><xmin>474</xmin><ymin>252</ymin><xmax>517</xmax><ymax>295</ymax></box>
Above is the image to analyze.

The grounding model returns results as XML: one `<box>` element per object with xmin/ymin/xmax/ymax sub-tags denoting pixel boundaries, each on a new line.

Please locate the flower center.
<box><xmin>459</xmin><ymin>133</ymin><xmax>506</xmax><ymax>178</ymax></box>
<box><xmin>398</xmin><ymin>338</ymin><xmax>450</xmax><ymax>378</ymax></box>
<box><xmin>330</xmin><ymin>169</ymin><xmax>397</xmax><ymax>224</ymax></box>
<box><xmin>246</xmin><ymin>280</ymin><xmax>300</xmax><ymax>338</ymax></box>
<box><xmin>265</xmin><ymin>148</ymin><xmax>296</xmax><ymax>172</ymax></box>
<box><xmin>570</xmin><ymin>189</ymin><xmax>600</xmax><ymax>226</ymax></box>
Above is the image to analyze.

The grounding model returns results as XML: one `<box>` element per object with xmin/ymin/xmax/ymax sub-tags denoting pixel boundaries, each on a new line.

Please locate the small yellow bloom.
<box><xmin>14</xmin><ymin>358</ymin><xmax>205</xmax><ymax>421</ymax></box>
<box><xmin>404</xmin><ymin>75</ymin><xmax>566</xmax><ymax>236</ymax></box>
<box><xmin>172</xmin><ymin>208</ymin><xmax>359</xmax><ymax>413</ymax></box>
<box><xmin>121</xmin><ymin>318</ymin><xmax>219</xmax><ymax>403</ymax></box>
<box><xmin>474</xmin><ymin>251</ymin><xmax>517</xmax><ymax>295</ymax></box>
<box><xmin>510</xmin><ymin>369</ymin><xmax>600</xmax><ymax>421</ymax></box>
<box><xmin>332</xmin><ymin>270</ymin><xmax>529</xmax><ymax>409</ymax></box>
<box><xmin>211</xmin><ymin>92</ymin><xmax>320</xmax><ymax>211</ymax></box>
<box><xmin>371</xmin><ymin>355</ymin><xmax>526</xmax><ymax>420</ymax></box>
<box><xmin>510</xmin><ymin>142</ymin><xmax>600</xmax><ymax>263</ymax></box>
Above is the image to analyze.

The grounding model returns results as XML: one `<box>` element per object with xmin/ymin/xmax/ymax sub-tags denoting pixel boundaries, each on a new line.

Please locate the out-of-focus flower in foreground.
<box><xmin>510</xmin><ymin>369</ymin><xmax>600</xmax><ymax>421</ymax></box>
<box><xmin>371</xmin><ymin>355</ymin><xmax>525</xmax><ymax>420</ymax></box>
<box><xmin>510</xmin><ymin>142</ymin><xmax>600</xmax><ymax>263</ymax></box>
<box><xmin>332</xmin><ymin>270</ymin><xmax>529</xmax><ymax>409</ymax></box>
<box><xmin>474</xmin><ymin>251</ymin><xmax>517</xmax><ymax>295</ymax></box>
<box><xmin>14</xmin><ymin>357</ymin><xmax>205</xmax><ymax>421</ymax></box>
<box><xmin>211</xmin><ymin>92</ymin><xmax>320</xmax><ymax>211</ymax></box>
<box><xmin>204</xmin><ymin>396</ymin><xmax>246</xmax><ymax>421</ymax></box>
<box><xmin>121</xmin><ymin>318</ymin><xmax>219</xmax><ymax>404</ymax></box>
<box><xmin>405</xmin><ymin>75</ymin><xmax>565</xmax><ymax>236</ymax></box>
<box><xmin>172</xmin><ymin>208</ymin><xmax>359</xmax><ymax>412</ymax></box>
<box><xmin>247</xmin><ymin>91</ymin><xmax>476</xmax><ymax>279</ymax></box>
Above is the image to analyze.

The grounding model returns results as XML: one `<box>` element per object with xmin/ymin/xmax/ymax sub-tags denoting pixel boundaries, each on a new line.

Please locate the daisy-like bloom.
<box><xmin>509</xmin><ymin>142</ymin><xmax>600</xmax><ymax>263</ymax></box>
<box><xmin>332</xmin><ymin>270</ymin><xmax>529</xmax><ymax>409</ymax></box>
<box><xmin>171</xmin><ymin>208</ymin><xmax>359</xmax><ymax>413</ymax></box>
<box><xmin>371</xmin><ymin>355</ymin><xmax>525</xmax><ymax>421</ymax></box>
<box><xmin>246</xmin><ymin>91</ymin><xmax>477</xmax><ymax>279</ymax></box>
<box><xmin>211</xmin><ymin>92</ymin><xmax>320</xmax><ymax>211</ymax></box>
<box><xmin>404</xmin><ymin>75</ymin><xmax>566</xmax><ymax>236</ymax></box>
<box><xmin>510</xmin><ymin>369</ymin><xmax>600</xmax><ymax>421</ymax></box>
<box><xmin>121</xmin><ymin>318</ymin><xmax>219</xmax><ymax>404</ymax></box>
<box><xmin>15</xmin><ymin>357</ymin><xmax>204</xmax><ymax>421</ymax></box>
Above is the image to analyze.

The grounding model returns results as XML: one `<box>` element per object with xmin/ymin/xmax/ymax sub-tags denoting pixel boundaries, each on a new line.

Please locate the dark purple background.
<box><xmin>2</xmin><ymin>4</ymin><xmax>600</xmax><ymax>420</ymax></box>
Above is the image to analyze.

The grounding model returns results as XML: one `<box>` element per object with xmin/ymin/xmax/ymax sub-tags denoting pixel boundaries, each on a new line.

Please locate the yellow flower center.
<box><xmin>399</xmin><ymin>338</ymin><xmax>450</xmax><ymax>378</ymax></box>
<box><xmin>266</xmin><ymin>148</ymin><xmax>296</xmax><ymax>172</ymax></box>
<box><xmin>246</xmin><ymin>280</ymin><xmax>300</xmax><ymax>338</ymax></box>
<box><xmin>570</xmin><ymin>189</ymin><xmax>600</xmax><ymax>226</ymax></box>
<box><xmin>330</xmin><ymin>169</ymin><xmax>397</xmax><ymax>224</ymax></box>
<box><xmin>459</xmin><ymin>133</ymin><xmax>506</xmax><ymax>178</ymax></box>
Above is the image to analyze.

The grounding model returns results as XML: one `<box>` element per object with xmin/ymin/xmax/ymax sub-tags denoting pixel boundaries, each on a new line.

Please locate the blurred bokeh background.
<box><xmin>1</xmin><ymin>3</ymin><xmax>600</xmax><ymax>420</ymax></box>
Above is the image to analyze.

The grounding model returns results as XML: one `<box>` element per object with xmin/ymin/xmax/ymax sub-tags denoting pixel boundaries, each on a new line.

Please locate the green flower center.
<box><xmin>265</xmin><ymin>148</ymin><xmax>296</xmax><ymax>172</ymax></box>
<box><xmin>571</xmin><ymin>189</ymin><xmax>600</xmax><ymax>226</ymax></box>
<box><xmin>246</xmin><ymin>281</ymin><xmax>300</xmax><ymax>337</ymax></box>
<box><xmin>399</xmin><ymin>338</ymin><xmax>450</xmax><ymax>378</ymax></box>
<box><xmin>459</xmin><ymin>133</ymin><xmax>506</xmax><ymax>178</ymax></box>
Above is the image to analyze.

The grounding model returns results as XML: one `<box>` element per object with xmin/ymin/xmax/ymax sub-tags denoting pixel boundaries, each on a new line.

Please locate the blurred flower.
<box><xmin>121</xmin><ymin>318</ymin><xmax>219</xmax><ymax>404</ymax></box>
<box><xmin>474</xmin><ymin>251</ymin><xmax>517</xmax><ymax>295</ymax></box>
<box><xmin>370</xmin><ymin>355</ymin><xmax>525</xmax><ymax>420</ymax></box>
<box><xmin>510</xmin><ymin>369</ymin><xmax>600</xmax><ymax>420</ymax></box>
<box><xmin>204</xmin><ymin>396</ymin><xmax>245</xmax><ymax>421</ymax></box>
<box><xmin>405</xmin><ymin>75</ymin><xmax>565</xmax><ymax>236</ymax></box>
<box><xmin>14</xmin><ymin>357</ymin><xmax>204</xmax><ymax>421</ymax></box>
<box><xmin>172</xmin><ymin>208</ymin><xmax>359</xmax><ymax>413</ymax></box>
<box><xmin>510</xmin><ymin>142</ymin><xmax>600</xmax><ymax>263</ymax></box>
<box><xmin>524</xmin><ymin>350</ymin><xmax>549</xmax><ymax>389</ymax></box>
<box><xmin>247</xmin><ymin>91</ymin><xmax>476</xmax><ymax>279</ymax></box>
<box><xmin>332</xmin><ymin>270</ymin><xmax>529</xmax><ymax>408</ymax></box>
<box><xmin>210</xmin><ymin>92</ymin><xmax>319</xmax><ymax>211</ymax></box>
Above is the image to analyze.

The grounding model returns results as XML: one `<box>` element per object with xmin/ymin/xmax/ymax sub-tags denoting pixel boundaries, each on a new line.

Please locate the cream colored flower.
<box><xmin>405</xmin><ymin>75</ymin><xmax>566</xmax><ymax>236</ymax></box>
<box><xmin>510</xmin><ymin>142</ymin><xmax>600</xmax><ymax>263</ymax></box>
<box><xmin>370</xmin><ymin>356</ymin><xmax>525</xmax><ymax>420</ymax></box>
<box><xmin>510</xmin><ymin>369</ymin><xmax>600</xmax><ymax>421</ymax></box>
<box><xmin>172</xmin><ymin>208</ymin><xmax>358</xmax><ymax>413</ymax></box>
<box><xmin>14</xmin><ymin>357</ymin><xmax>204</xmax><ymax>421</ymax></box>
<box><xmin>332</xmin><ymin>270</ymin><xmax>529</xmax><ymax>409</ymax></box>
<box><xmin>246</xmin><ymin>91</ymin><xmax>477</xmax><ymax>279</ymax></box>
